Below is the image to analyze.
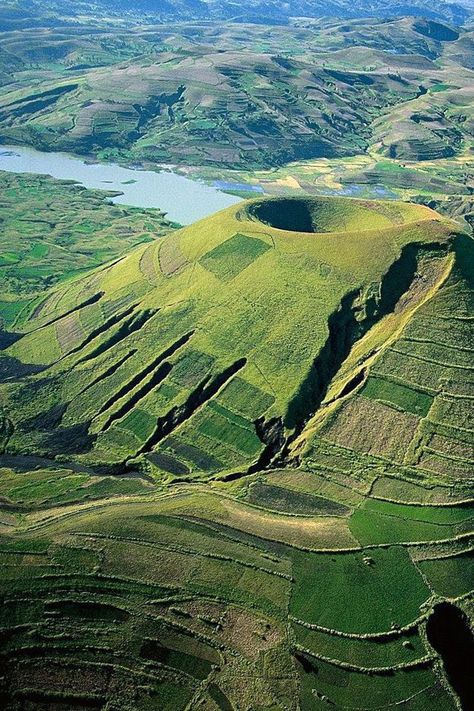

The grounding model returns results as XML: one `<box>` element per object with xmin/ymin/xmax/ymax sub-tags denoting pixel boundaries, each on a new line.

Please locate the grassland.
<box><xmin>0</xmin><ymin>5</ymin><xmax>473</xmax><ymax>703</ymax></box>
<box><xmin>0</xmin><ymin>1</ymin><xmax>473</xmax><ymax>708</ymax></box>
<box><xmin>0</xmin><ymin>190</ymin><xmax>472</xmax><ymax>709</ymax></box>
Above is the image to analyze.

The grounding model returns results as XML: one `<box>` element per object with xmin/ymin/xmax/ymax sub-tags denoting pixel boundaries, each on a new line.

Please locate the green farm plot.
<box><xmin>350</xmin><ymin>499</ymin><xmax>474</xmax><ymax>545</ymax></box>
<box><xmin>161</xmin><ymin>437</ymin><xmax>226</xmax><ymax>472</ymax></box>
<box><xmin>290</xmin><ymin>547</ymin><xmax>430</xmax><ymax>634</ymax></box>
<box><xmin>0</xmin><ymin>298</ymin><xmax>30</xmax><ymax>327</ymax></box>
<box><xmin>429</xmin><ymin>83</ymin><xmax>454</xmax><ymax>93</ymax></box>
<box><xmin>246</xmin><ymin>482</ymin><xmax>350</xmax><ymax>516</ymax></box>
<box><xmin>403</xmin><ymin>315</ymin><xmax>473</xmax><ymax>352</ymax></box>
<box><xmin>369</xmin><ymin>475</ymin><xmax>467</xmax><ymax>504</ymax></box>
<box><xmin>417</xmin><ymin>549</ymin><xmax>474</xmax><ymax>598</ymax></box>
<box><xmin>293</xmin><ymin>622</ymin><xmax>427</xmax><ymax>668</ymax></box>
<box><xmin>96</xmin><ymin>513</ymin><xmax>292</xmax><ymax>577</ymax></box>
<box><xmin>0</xmin><ymin>252</ymin><xmax>21</xmax><ymax>266</ymax></box>
<box><xmin>296</xmin><ymin>653</ymin><xmax>444</xmax><ymax>710</ymax></box>
<box><xmin>169</xmin><ymin>349</ymin><xmax>214</xmax><ymax>388</ymax></box>
<box><xmin>159</xmin><ymin>423</ymin><xmax>250</xmax><ymax>473</ymax></box>
<box><xmin>147</xmin><ymin>450</ymin><xmax>190</xmax><ymax>475</ymax></box>
<box><xmin>140</xmin><ymin>638</ymin><xmax>215</xmax><ymax>680</ymax></box>
<box><xmin>430</xmin><ymin>395</ymin><xmax>473</xmax><ymax>432</ymax></box>
<box><xmin>45</xmin><ymin>598</ymin><xmax>131</xmax><ymax>622</ymax></box>
<box><xmin>370</xmin><ymin>349</ymin><xmax>462</xmax><ymax>396</ymax></box>
<box><xmin>216</xmin><ymin>377</ymin><xmax>275</xmax><ymax>419</ymax></box>
<box><xmin>264</xmin><ymin>468</ymin><xmax>364</xmax><ymax>507</ymax></box>
<box><xmin>208</xmin><ymin>400</ymin><xmax>255</xmax><ymax>430</ymax></box>
<box><xmin>395</xmin><ymin>338</ymin><xmax>473</xmax><ymax>371</ymax></box>
<box><xmin>199</xmin><ymin>232</ymin><xmax>272</xmax><ymax>281</ymax></box>
<box><xmin>137</xmin><ymin>683</ymin><xmax>194</xmax><ymax>711</ymax></box>
<box><xmin>2</xmin><ymin>471</ymin><xmax>88</xmax><ymax>505</ymax></box>
<box><xmin>360</xmin><ymin>376</ymin><xmax>434</xmax><ymax>417</ymax></box>
<box><xmin>418</xmin><ymin>449</ymin><xmax>473</xmax><ymax>479</ymax></box>
<box><xmin>49</xmin><ymin>545</ymin><xmax>101</xmax><ymax>573</ymax></box>
<box><xmin>320</xmin><ymin>394</ymin><xmax>421</xmax><ymax>462</ymax></box>
<box><xmin>102</xmin><ymin>536</ymin><xmax>285</xmax><ymax>613</ymax></box>
<box><xmin>198</xmin><ymin>409</ymin><xmax>262</xmax><ymax>457</ymax></box>
<box><xmin>0</xmin><ymin>465</ymin><xmax>151</xmax><ymax>507</ymax></box>
<box><xmin>190</xmin><ymin>556</ymin><xmax>289</xmax><ymax>614</ymax></box>
<box><xmin>120</xmin><ymin>408</ymin><xmax>157</xmax><ymax>441</ymax></box>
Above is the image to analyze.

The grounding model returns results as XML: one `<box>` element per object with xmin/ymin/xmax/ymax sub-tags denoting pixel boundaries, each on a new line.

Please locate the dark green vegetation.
<box><xmin>0</xmin><ymin>171</ymin><xmax>173</xmax><ymax>326</ymax></box>
<box><xmin>0</xmin><ymin>190</ymin><xmax>472</xmax><ymax>709</ymax></box>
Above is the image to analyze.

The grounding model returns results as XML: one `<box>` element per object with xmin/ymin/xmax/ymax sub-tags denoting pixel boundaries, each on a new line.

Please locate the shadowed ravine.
<box><xmin>426</xmin><ymin>602</ymin><xmax>474</xmax><ymax>710</ymax></box>
<box><xmin>251</xmin><ymin>241</ymin><xmax>449</xmax><ymax>471</ymax></box>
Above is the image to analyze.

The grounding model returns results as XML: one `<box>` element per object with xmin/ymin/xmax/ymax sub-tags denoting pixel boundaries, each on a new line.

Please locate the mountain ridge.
<box><xmin>2</xmin><ymin>0</ymin><xmax>471</xmax><ymax>26</ymax></box>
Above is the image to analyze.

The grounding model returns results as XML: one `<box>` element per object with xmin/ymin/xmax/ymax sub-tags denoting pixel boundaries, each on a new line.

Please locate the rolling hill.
<box><xmin>0</xmin><ymin>16</ymin><xmax>472</xmax><ymax>175</ymax></box>
<box><xmin>0</xmin><ymin>194</ymin><xmax>472</xmax><ymax>709</ymax></box>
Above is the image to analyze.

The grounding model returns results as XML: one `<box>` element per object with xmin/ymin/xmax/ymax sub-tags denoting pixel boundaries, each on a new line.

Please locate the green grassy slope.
<box><xmin>1</xmin><ymin>195</ymin><xmax>457</xmax><ymax>475</ymax></box>
<box><xmin>0</xmin><ymin>194</ymin><xmax>472</xmax><ymax>711</ymax></box>
<box><xmin>297</xmin><ymin>224</ymin><xmax>474</xmax><ymax>483</ymax></box>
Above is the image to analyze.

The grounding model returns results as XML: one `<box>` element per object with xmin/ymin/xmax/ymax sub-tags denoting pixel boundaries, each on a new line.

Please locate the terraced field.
<box><xmin>0</xmin><ymin>194</ymin><xmax>472</xmax><ymax>709</ymax></box>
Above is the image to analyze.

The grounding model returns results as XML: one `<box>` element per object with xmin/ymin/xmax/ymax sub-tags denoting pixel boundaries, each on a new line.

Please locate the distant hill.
<box><xmin>207</xmin><ymin>0</ymin><xmax>471</xmax><ymax>25</ymax></box>
<box><xmin>0</xmin><ymin>16</ymin><xmax>471</xmax><ymax>169</ymax></box>
<box><xmin>0</xmin><ymin>0</ymin><xmax>472</xmax><ymax>28</ymax></box>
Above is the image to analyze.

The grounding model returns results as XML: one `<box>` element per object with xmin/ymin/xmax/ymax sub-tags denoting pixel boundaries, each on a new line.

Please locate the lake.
<box><xmin>0</xmin><ymin>144</ymin><xmax>242</xmax><ymax>225</ymax></box>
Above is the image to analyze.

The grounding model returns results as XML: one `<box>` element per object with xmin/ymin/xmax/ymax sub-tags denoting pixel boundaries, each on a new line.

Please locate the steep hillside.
<box><xmin>0</xmin><ymin>195</ymin><xmax>459</xmax><ymax>475</ymax></box>
<box><xmin>293</xmin><ymin>224</ymin><xmax>474</xmax><ymax>481</ymax></box>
